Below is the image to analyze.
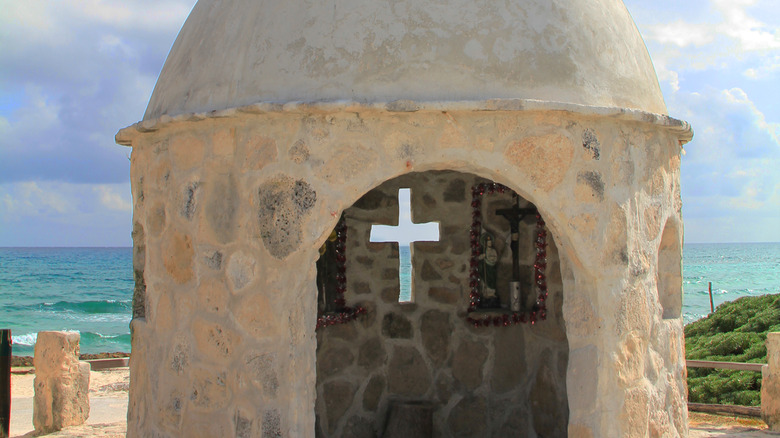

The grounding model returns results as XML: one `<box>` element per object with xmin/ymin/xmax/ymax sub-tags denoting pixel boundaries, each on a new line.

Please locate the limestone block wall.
<box><xmin>118</xmin><ymin>101</ymin><xmax>689</xmax><ymax>437</ymax></box>
<box><xmin>315</xmin><ymin>171</ymin><xmax>567</xmax><ymax>437</ymax></box>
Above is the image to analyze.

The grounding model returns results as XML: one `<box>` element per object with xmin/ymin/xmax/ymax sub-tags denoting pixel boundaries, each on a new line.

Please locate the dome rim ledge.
<box><xmin>116</xmin><ymin>98</ymin><xmax>692</xmax><ymax>147</ymax></box>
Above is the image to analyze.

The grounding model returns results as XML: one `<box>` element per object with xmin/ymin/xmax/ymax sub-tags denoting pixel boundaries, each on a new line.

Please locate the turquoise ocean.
<box><xmin>1</xmin><ymin>243</ymin><xmax>778</xmax><ymax>355</ymax></box>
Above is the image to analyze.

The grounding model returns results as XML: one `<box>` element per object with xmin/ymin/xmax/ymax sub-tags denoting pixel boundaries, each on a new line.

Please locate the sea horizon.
<box><xmin>1</xmin><ymin>242</ymin><xmax>778</xmax><ymax>355</ymax></box>
<box><xmin>2</xmin><ymin>240</ymin><xmax>780</xmax><ymax>249</ymax></box>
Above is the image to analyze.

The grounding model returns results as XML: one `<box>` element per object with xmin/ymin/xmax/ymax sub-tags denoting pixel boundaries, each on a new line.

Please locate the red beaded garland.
<box><xmin>466</xmin><ymin>183</ymin><xmax>549</xmax><ymax>327</ymax></box>
<box><xmin>316</xmin><ymin>217</ymin><xmax>366</xmax><ymax>329</ymax></box>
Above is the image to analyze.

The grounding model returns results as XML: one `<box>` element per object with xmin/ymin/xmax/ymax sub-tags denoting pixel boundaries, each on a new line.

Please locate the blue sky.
<box><xmin>0</xmin><ymin>0</ymin><xmax>777</xmax><ymax>246</ymax></box>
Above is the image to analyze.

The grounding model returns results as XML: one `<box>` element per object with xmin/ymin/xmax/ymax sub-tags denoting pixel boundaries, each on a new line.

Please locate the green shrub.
<box><xmin>685</xmin><ymin>294</ymin><xmax>780</xmax><ymax>407</ymax></box>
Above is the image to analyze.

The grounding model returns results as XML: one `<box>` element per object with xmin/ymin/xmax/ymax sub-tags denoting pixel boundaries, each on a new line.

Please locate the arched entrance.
<box><xmin>314</xmin><ymin>170</ymin><xmax>569</xmax><ymax>437</ymax></box>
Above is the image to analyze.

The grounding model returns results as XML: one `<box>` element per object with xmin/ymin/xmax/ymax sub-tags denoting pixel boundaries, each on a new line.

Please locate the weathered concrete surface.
<box><xmin>33</xmin><ymin>332</ymin><xmax>90</xmax><ymax>434</ymax></box>
<box><xmin>144</xmin><ymin>0</ymin><xmax>667</xmax><ymax>119</ymax></box>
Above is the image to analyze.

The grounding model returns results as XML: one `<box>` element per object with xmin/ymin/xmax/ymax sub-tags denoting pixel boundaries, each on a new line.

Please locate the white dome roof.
<box><xmin>144</xmin><ymin>0</ymin><xmax>667</xmax><ymax>120</ymax></box>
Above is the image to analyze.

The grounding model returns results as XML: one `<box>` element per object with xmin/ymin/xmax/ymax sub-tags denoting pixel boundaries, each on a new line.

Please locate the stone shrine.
<box><xmin>117</xmin><ymin>0</ymin><xmax>693</xmax><ymax>436</ymax></box>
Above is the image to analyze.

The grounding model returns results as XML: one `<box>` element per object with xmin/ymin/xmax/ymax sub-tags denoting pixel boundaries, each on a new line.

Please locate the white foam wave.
<box><xmin>11</xmin><ymin>331</ymin><xmax>82</xmax><ymax>346</ymax></box>
<box><xmin>12</xmin><ymin>333</ymin><xmax>37</xmax><ymax>346</ymax></box>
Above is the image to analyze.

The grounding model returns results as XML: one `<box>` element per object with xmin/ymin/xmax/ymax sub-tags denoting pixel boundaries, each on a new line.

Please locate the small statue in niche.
<box><xmin>316</xmin><ymin>229</ymin><xmax>340</xmax><ymax>314</ymax></box>
<box><xmin>478</xmin><ymin>231</ymin><xmax>502</xmax><ymax>308</ymax></box>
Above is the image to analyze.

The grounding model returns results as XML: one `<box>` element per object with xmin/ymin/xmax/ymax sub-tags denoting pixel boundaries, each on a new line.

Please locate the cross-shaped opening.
<box><xmin>369</xmin><ymin>188</ymin><xmax>440</xmax><ymax>302</ymax></box>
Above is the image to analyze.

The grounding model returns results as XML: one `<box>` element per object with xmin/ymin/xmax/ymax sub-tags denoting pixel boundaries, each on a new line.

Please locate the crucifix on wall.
<box><xmin>495</xmin><ymin>194</ymin><xmax>537</xmax><ymax>311</ymax></box>
<box><xmin>370</xmin><ymin>188</ymin><xmax>440</xmax><ymax>303</ymax></box>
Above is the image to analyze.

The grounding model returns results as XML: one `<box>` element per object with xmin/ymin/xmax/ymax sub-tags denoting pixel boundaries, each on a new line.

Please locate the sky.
<box><xmin>0</xmin><ymin>0</ymin><xmax>777</xmax><ymax>246</ymax></box>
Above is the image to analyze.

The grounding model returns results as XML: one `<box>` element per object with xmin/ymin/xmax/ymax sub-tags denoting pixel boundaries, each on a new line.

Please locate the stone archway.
<box><xmin>314</xmin><ymin>170</ymin><xmax>569</xmax><ymax>437</ymax></box>
<box><xmin>119</xmin><ymin>102</ymin><xmax>688</xmax><ymax>437</ymax></box>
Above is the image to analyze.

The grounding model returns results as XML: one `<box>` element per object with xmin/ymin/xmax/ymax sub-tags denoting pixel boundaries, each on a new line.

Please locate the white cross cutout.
<box><xmin>370</xmin><ymin>188</ymin><xmax>440</xmax><ymax>302</ymax></box>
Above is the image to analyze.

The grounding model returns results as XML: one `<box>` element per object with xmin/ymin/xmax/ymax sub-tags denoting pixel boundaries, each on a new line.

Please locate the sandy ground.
<box><xmin>689</xmin><ymin>412</ymin><xmax>780</xmax><ymax>437</ymax></box>
<box><xmin>9</xmin><ymin>368</ymin><xmax>128</xmax><ymax>438</ymax></box>
<box><xmin>8</xmin><ymin>368</ymin><xmax>780</xmax><ymax>437</ymax></box>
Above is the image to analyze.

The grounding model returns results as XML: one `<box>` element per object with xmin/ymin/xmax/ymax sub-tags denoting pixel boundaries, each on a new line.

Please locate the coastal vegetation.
<box><xmin>685</xmin><ymin>293</ymin><xmax>780</xmax><ymax>406</ymax></box>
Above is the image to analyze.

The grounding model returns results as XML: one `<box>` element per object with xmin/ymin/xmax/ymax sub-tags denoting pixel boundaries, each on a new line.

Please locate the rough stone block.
<box><xmin>420</xmin><ymin>260</ymin><xmax>442</xmax><ymax>281</ymax></box>
<box><xmin>381</xmin><ymin>286</ymin><xmax>400</xmax><ymax>303</ymax></box>
<box><xmin>318</xmin><ymin>346</ymin><xmax>355</xmax><ymax>378</ymax></box>
<box><xmin>443</xmin><ymin>178</ymin><xmax>466</xmax><ymax>202</ymax></box>
<box><xmin>384</xmin><ymin>401</ymin><xmax>433</xmax><ymax>438</ymax></box>
<box><xmin>205</xmin><ymin>172</ymin><xmax>239</xmax><ymax>244</ymax></box>
<box><xmin>420</xmin><ymin>310</ymin><xmax>450</xmax><ymax>365</ymax></box>
<box><xmin>33</xmin><ymin>331</ymin><xmax>90</xmax><ymax>434</ymax></box>
<box><xmin>490</xmin><ymin>327</ymin><xmax>526</xmax><ymax>393</ymax></box>
<box><xmin>531</xmin><ymin>361</ymin><xmax>567</xmax><ymax>437</ymax></box>
<box><xmin>362</xmin><ymin>375</ymin><xmax>385</xmax><ymax>412</ymax></box>
<box><xmin>257</xmin><ymin>175</ymin><xmax>316</xmax><ymax>259</ymax></box>
<box><xmin>244</xmin><ymin>352</ymin><xmax>279</xmax><ymax>397</ymax></box>
<box><xmin>388</xmin><ymin>347</ymin><xmax>430</xmax><ymax>397</ymax></box>
<box><xmin>428</xmin><ymin>286</ymin><xmax>458</xmax><ymax>304</ymax></box>
<box><xmin>504</xmin><ymin>134</ymin><xmax>573</xmax><ymax>191</ymax></box>
<box><xmin>343</xmin><ymin>415</ymin><xmax>377</xmax><ymax>438</ymax></box>
<box><xmin>162</xmin><ymin>231</ymin><xmax>194</xmax><ymax>283</ymax></box>
<box><xmin>263</xmin><ymin>409</ymin><xmax>283</xmax><ymax>438</ymax></box>
<box><xmin>382</xmin><ymin>313</ymin><xmax>413</xmax><ymax>339</ymax></box>
<box><xmin>323</xmin><ymin>380</ymin><xmax>357</xmax><ymax>433</ymax></box>
<box><xmin>447</xmin><ymin>396</ymin><xmax>486</xmax><ymax>437</ymax></box>
<box><xmin>192</xmin><ymin>318</ymin><xmax>241</xmax><ymax>361</ymax></box>
<box><xmin>358</xmin><ymin>337</ymin><xmax>386</xmax><ymax>370</ymax></box>
<box><xmin>452</xmin><ymin>338</ymin><xmax>488</xmax><ymax>391</ymax></box>
<box><xmin>227</xmin><ymin>250</ymin><xmax>257</xmax><ymax>292</ymax></box>
<box><xmin>189</xmin><ymin>367</ymin><xmax>230</xmax><ymax>409</ymax></box>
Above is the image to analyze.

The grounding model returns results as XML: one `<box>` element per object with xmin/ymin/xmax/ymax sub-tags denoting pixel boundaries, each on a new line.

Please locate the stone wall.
<box><xmin>315</xmin><ymin>171</ymin><xmax>568</xmax><ymax>437</ymax></box>
<box><xmin>119</xmin><ymin>103</ymin><xmax>689</xmax><ymax>437</ymax></box>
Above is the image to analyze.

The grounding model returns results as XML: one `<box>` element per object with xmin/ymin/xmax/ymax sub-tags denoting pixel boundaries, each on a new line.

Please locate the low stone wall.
<box><xmin>315</xmin><ymin>171</ymin><xmax>568</xmax><ymax>437</ymax></box>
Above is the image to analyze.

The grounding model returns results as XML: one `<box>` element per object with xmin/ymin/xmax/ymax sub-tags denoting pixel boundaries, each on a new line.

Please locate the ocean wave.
<box><xmin>80</xmin><ymin>332</ymin><xmax>131</xmax><ymax>342</ymax></box>
<box><xmin>18</xmin><ymin>299</ymin><xmax>132</xmax><ymax>314</ymax></box>
<box><xmin>12</xmin><ymin>331</ymin><xmax>82</xmax><ymax>345</ymax></box>
<box><xmin>10</xmin><ymin>331</ymin><xmax>130</xmax><ymax>354</ymax></box>
<box><xmin>12</xmin><ymin>333</ymin><xmax>38</xmax><ymax>346</ymax></box>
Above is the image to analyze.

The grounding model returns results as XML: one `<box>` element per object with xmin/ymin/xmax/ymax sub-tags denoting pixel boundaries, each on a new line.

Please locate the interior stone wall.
<box><xmin>315</xmin><ymin>171</ymin><xmax>568</xmax><ymax>437</ymax></box>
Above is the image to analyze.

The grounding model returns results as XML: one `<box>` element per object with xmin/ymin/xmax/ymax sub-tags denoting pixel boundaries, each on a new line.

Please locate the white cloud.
<box><xmin>635</xmin><ymin>0</ymin><xmax>779</xmax><ymax>89</ymax></box>
<box><xmin>643</xmin><ymin>0</ymin><xmax>779</xmax><ymax>52</ymax></box>
<box><xmin>0</xmin><ymin>0</ymin><xmax>193</xmax><ymax>41</ymax></box>
<box><xmin>646</xmin><ymin>21</ymin><xmax>715</xmax><ymax>48</ymax></box>
<box><xmin>0</xmin><ymin>0</ymin><xmax>776</xmax><ymax>245</ymax></box>
<box><xmin>95</xmin><ymin>185</ymin><xmax>133</xmax><ymax>211</ymax></box>
<box><xmin>0</xmin><ymin>0</ymin><xmax>196</xmax><ymax>184</ymax></box>
<box><xmin>74</xmin><ymin>0</ymin><xmax>193</xmax><ymax>33</ymax></box>
<box><xmin>712</xmin><ymin>0</ymin><xmax>780</xmax><ymax>51</ymax></box>
<box><xmin>0</xmin><ymin>181</ymin><xmax>134</xmax><ymax>246</ymax></box>
<box><xmin>720</xmin><ymin>88</ymin><xmax>780</xmax><ymax>147</ymax></box>
<box><xmin>1</xmin><ymin>182</ymin><xmax>70</xmax><ymax>216</ymax></box>
<box><xmin>671</xmin><ymin>86</ymin><xmax>780</xmax><ymax>242</ymax></box>
<box><xmin>743</xmin><ymin>54</ymin><xmax>780</xmax><ymax>79</ymax></box>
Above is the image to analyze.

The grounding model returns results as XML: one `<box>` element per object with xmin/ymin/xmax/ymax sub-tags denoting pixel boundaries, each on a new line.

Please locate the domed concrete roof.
<box><xmin>144</xmin><ymin>0</ymin><xmax>667</xmax><ymax>120</ymax></box>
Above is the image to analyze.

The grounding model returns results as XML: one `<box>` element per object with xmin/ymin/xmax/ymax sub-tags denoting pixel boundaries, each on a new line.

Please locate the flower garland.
<box><xmin>466</xmin><ymin>182</ymin><xmax>549</xmax><ymax>327</ymax></box>
<box><xmin>316</xmin><ymin>217</ymin><xmax>365</xmax><ymax>329</ymax></box>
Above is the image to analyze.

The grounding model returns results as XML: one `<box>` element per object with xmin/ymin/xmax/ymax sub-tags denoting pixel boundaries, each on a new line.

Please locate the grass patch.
<box><xmin>685</xmin><ymin>293</ymin><xmax>780</xmax><ymax>406</ymax></box>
